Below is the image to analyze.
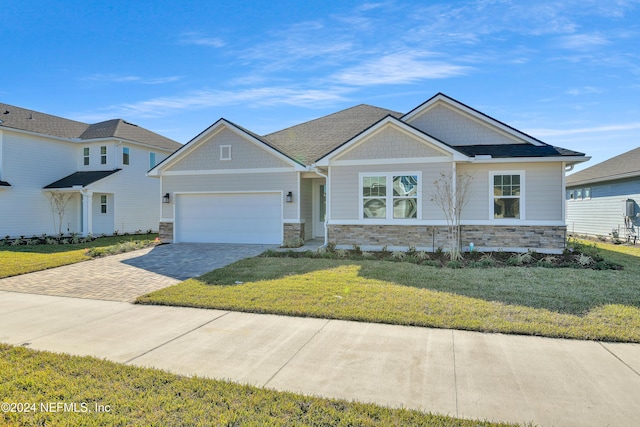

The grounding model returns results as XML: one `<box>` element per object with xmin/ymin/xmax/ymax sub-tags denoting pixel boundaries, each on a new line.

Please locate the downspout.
<box><xmin>312</xmin><ymin>166</ymin><xmax>329</xmax><ymax>247</ymax></box>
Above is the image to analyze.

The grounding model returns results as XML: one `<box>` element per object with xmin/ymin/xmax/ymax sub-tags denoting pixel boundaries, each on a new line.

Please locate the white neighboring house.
<box><xmin>0</xmin><ymin>103</ymin><xmax>181</xmax><ymax>238</ymax></box>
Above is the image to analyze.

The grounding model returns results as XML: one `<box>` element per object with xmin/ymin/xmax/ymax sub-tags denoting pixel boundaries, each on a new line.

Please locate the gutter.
<box><xmin>310</xmin><ymin>166</ymin><xmax>329</xmax><ymax>247</ymax></box>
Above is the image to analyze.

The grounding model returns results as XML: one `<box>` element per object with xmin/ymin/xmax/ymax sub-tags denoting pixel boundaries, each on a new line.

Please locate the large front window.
<box><xmin>492</xmin><ymin>173</ymin><xmax>522</xmax><ymax>219</ymax></box>
<box><xmin>362</xmin><ymin>173</ymin><xmax>419</xmax><ymax>219</ymax></box>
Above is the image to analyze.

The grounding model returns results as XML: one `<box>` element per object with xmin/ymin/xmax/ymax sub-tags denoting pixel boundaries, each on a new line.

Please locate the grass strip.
<box><xmin>138</xmin><ymin>254</ymin><xmax>640</xmax><ymax>342</ymax></box>
<box><xmin>0</xmin><ymin>344</ymin><xmax>517</xmax><ymax>427</ymax></box>
<box><xmin>0</xmin><ymin>235</ymin><xmax>157</xmax><ymax>278</ymax></box>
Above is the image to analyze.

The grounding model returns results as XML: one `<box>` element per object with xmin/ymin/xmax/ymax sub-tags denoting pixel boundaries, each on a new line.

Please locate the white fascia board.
<box><xmin>161</xmin><ymin>167</ymin><xmax>297</xmax><ymax>176</ymax></box>
<box><xmin>468</xmin><ymin>156</ymin><xmax>590</xmax><ymax>164</ymax></box>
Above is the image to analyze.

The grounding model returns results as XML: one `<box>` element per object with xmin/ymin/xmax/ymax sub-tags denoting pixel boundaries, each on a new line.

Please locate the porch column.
<box><xmin>81</xmin><ymin>189</ymin><xmax>93</xmax><ymax>237</ymax></box>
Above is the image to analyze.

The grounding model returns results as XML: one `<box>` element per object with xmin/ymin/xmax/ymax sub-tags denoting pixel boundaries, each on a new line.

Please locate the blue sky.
<box><xmin>3</xmin><ymin>0</ymin><xmax>640</xmax><ymax>172</ymax></box>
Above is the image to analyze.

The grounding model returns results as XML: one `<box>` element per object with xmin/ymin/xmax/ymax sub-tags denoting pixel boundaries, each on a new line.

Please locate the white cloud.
<box><xmin>565</xmin><ymin>86</ymin><xmax>602</xmax><ymax>96</ymax></box>
<box><xmin>179</xmin><ymin>32</ymin><xmax>225</xmax><ymax>48</ymax></box>
<box><xmin>332</xmin><ymin>52</ymin><xmax>470</xmax><ymax>86</ymax></box>
<box><xmin>83</xmin><ymin>74</ymin><xmax>181</xmax><ymax>85</ymax></box>
<box><xmin>72</xmin><ymin>86</ymin><xmax>353</xmax><ymax>121</ymax></box>
<box><xmin>526</xmin><ymin>122</ymin><xmax>640</xmax><ymax>137</ymax></box>
<box><xmin>557</xmin><ymin>33</ymin><xmax>610</xmax><ymax>50</ymax></box>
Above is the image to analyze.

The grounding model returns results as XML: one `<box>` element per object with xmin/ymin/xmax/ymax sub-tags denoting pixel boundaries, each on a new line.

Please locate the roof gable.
<box><xmin>403</xmin><ymin>93</ymin><xmax>545</xmax><ymax>147</ymax></box>
<box><xmin>316</xmin><ymin>115</ymin><xmax>468</xmax><ymax>166</ymax></box>
<box><xmin>149</xmin><ymin>119</ymin><xmax>305</xmax><ymax>175</ymax></box>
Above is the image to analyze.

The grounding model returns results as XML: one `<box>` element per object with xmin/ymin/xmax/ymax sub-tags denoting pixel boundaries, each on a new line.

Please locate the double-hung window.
<box><xmin>361</xmin><ymin>173</ymin><xmax>419</xmax><ymax>219</ymax></box>
<box><xmin>123</xmin><ymin>147</ymin><xmax>130</xmax><ymax>165</ymax></box>
<box><xmin>83</xmin><ymin>147</ymin><xmax>90</xmax><ymax>165</ymax></box>
<box><xmin>100</xmin><ymin>146</ymin><xmax>107</xmax><ymax>165</ymax></box>
<box><xmin>100</xmin><ymin>195</ymin><xmax>107</xmax><ymax>214</ymax></box>
<box><xmin>491</xmin><ymin>171</ymin><xmax>523</xmax><ymax>219</ymax></box>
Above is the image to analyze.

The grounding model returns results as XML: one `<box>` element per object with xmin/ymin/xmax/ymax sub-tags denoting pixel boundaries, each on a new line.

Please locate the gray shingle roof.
<box><xmin>0</xmin><ymin>103</ymin><xmax>181</xmax><ymax>151</ymax></box>
<box><xmin>566</xmin><ymin>146</ymin><xmax>640</xmax><ymax>186</ymax></box>
<box><xmin>43</xmin><ymin>170</ymin><xmax>121</xmax><ymax>189</ymax></box>
<box><xmin>454</xmin><ymin>144</ymin><xmax>585</xmax><ymax>158</ymax></box>
<box><xmin>263</xmin><ymin>104</ymin><xmax>403</xmax><ymax>165</ymax></box>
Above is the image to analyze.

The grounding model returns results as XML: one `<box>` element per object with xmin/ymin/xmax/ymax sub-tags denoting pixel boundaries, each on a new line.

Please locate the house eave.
<box><xmin>468</xmin><ymin>156</ymin><xmax>590</xmax><ymax>164</ymax></box>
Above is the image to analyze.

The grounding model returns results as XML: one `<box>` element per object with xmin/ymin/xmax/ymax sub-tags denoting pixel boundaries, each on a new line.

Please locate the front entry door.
<box><xmin>314</xmin><ymin>181</ymin><xmax>326</xmax><ymax>238</ymax></box>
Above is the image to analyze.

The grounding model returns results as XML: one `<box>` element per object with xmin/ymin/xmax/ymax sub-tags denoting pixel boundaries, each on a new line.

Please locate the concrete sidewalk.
<box><xmin>1</xmin><ymin>290</ymin><xmax>639</xmax><ymax>427</ymax></box>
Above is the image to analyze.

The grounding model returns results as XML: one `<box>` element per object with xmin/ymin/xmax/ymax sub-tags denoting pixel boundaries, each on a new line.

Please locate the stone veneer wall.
<box><xmin>283</xmin><ymin>222</ymin><xmax>305</xmax><ymax>243</ymax></box>
<box><xmin>159</xmin><ymin>222</ymin><xmax>174</xmax><ymax>243</ymax></box>
<box><xmin>328</xmin><ymin>224</ymin><xmax>566</xmax><ymax>251</ymax></box>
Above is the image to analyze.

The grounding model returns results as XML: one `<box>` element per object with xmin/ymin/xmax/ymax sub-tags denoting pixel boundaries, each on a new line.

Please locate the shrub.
<box><xmin>446</xmin><ymin>260</ymin><xmax>462</xmax><ymax>269</ymax></box>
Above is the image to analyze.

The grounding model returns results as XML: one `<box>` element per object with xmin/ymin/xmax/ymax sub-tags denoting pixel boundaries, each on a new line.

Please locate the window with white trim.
<box><xmin>361</xmin><ymin>173</ymin><xmax>419</xmax><ymax>219</ymax></box>
<box><xmin>491</xmin><ymin>172</ymin><xmax>522</xmax><ymax>219</ymax></box>
<box><xmin>83</xmin><ymin>147</ymin><xmax>90</xmax><ymax>165</ymax></box>
<box><xmin>100</xmin><ymin>195</ymin><xmax>107</xmax><ymax>214</ymax></box>
<box><xmin>149</xmin><ymin>152</ymin><xmax>156</xmax><ymax>169</ymax></box>
<box><xmin>220</xmin><ymin>145</ymin><xmax>231</xmax><ymax>160</ymax></box>
<box><xmin>123</xmin><ymin>147</ymin><xmax>130</xmax><ymax>165</ymax></box>
<box><xmin>584</xmin><ymin>187</ymin><xmax>591</xmax><ymax>199</ymax></box>
<box><xmin>100</xmin><ymin>146</ymin><xmax>107</xmax><ymax>165</ymax></box>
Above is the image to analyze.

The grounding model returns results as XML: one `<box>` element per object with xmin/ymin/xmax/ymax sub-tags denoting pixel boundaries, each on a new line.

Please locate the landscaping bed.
<box><xmin>268</xmin><ymin>239</ymin><xmax>622</xmax><ymax>270</ymax></box>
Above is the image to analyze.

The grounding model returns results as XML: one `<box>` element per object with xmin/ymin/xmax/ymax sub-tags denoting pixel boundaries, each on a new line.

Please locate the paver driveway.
<box><xmin>0</xmin><ymin>243</ymin><xmax>275</xmax><ymax>302</ymax></box>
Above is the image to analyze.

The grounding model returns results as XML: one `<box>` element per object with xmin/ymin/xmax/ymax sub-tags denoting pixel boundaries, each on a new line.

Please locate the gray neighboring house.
<box><xmin>150</xmin><ymin>93</ymin><xmax>589</xmax><ymax>253</ymax></box>
<box><xmin>566</xmin><ymin>147</ymin><xmax>640</xmax><ymax>241</ymax></box>
<box><xmin>0</xmin><ymin>103</ymin><xmax>182</xmax><ymax>238</ymax></box>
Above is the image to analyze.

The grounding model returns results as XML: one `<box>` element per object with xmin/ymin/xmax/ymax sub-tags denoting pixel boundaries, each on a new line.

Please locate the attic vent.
<box><xmin>122</xmin><ymin>120</ymin><xmax>138</xmax><ymax>127</ymax></box>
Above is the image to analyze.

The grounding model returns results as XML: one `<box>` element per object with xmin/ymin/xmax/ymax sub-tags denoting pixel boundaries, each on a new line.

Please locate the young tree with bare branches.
<box><xmin>430</xmin><ymin>171</ymin><xmax>473</xmax><ymax>259</ymax></box>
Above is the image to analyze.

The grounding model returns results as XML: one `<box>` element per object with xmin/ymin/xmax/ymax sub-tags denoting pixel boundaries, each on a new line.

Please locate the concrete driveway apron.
<box><xmin>0</xmin><ymin>243</ymin><xmax>275</xmax><ymax>302</ymax></box>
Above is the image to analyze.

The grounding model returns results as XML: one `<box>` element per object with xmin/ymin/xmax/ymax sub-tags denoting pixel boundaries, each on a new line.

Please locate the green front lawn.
<box><xmin>138</xmin><ymin>241</ymin><xmax>640</xmax><ymax>342</ymax></box>
<box><xmin>0</xmin><ymin>344</ymin><xmax>515</xmax><ymax>427</ymax></box>
<box><xmin>0</xmin><ymin>235</ymin><xmax>157</xmax><ymax>278</ymax></box>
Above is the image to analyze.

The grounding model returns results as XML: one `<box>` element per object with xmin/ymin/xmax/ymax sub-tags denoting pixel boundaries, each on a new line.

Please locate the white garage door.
<box><xmin>175</xmin><ymin>193</ymin><xmax>282</xmax><ymax>244</ymax></box>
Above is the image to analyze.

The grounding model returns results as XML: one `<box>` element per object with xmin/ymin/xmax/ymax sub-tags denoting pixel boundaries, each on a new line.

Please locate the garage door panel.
<box><xmin>175</xmin><ymin>193</ymin><xmax>282</xmax><ymax>244</ymax></box>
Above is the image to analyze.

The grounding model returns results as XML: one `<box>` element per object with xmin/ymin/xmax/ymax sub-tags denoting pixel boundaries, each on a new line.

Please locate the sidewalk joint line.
<box><xmin>452</xmin><ymin>330</ymin><xmax>459</xmax><ymax>417</ymax></box>
<box><xmin>262</xmin><ymin>319</ymin><xmax>331</xmax><ymax>388</ymax></box>
<box><xmin>124</xmin><ymin>311</ymin><xmax>230</xmax><ymax>364</ymax></box>
<box><xmin>598</xmin><ymin>342</ymin><xmax>640</xmax><ymax>377</ymax></box>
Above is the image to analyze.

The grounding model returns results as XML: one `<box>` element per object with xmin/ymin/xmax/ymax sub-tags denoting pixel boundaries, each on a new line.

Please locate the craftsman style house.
<box><xmin>149</xmin><ymin>93</ymin><xmax>589</xmax><ymax>253</ymax></box>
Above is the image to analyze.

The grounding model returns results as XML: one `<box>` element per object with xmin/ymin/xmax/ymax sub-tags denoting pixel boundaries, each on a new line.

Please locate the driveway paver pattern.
<box><xmin>0</xmin><ymin>243</ymin><xmax>275</xmax><ymax>301</ymax></box>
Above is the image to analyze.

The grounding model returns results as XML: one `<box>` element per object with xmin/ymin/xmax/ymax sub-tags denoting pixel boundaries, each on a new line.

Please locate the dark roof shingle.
<box><xmin>263</xmin><ymin>104</ymin><xmax>402</xmax><ymax>165</ymax></box>
<box><xmin>567</xmin><ymin>146</ymin><xmax>640</xmax><ymax>186</ymax></box>
<box><xmin>44</xmin><ymin>170</ymin><xmax>121</xmax><ymax>189</ymax></box>
<box><xmin>0</xmin><ymin>103</ymin><xmax>181</xmax><ymax>151</ymax></box>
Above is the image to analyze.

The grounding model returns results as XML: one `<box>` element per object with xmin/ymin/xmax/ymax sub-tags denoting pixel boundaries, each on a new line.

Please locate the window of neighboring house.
<box><xmin>100</xmin><ymin>146</ymin><xmax>107</xmax><ymax>165</ymax></box>
<box><xmin>568</xmin><ymin>190</ymin><xmax>575</xmax><ymax>201</ymax></box>
<box><xmin>584</xmin><ymin>187</ymin><xmax>591</xmax><ymax>199</ymax></box>
<box><xmin>149</xmin><ymin>152</ymin><xmax>156</xmax><ymax>169</ymax></box>
<box><xmin>220</xmin><ymin>145</ymin><xmax>232</xmax><ymax>161</ymax></box>
<box><xmin>492</xmin><ymin>172</ymin><xmax>522</xmax><ymax>219</ymax></box>
<box><xmin>123</xmin><ymin>147</ymin><xmax>130</xmax><ymax>165</ymax></box>
<box><xmin>83</xmin><ymin>147</ymin><xmax>90</xmax><ymax>165</ymax></box>
<box><xmin>100</xmin><ymin>195</ymin><xmax>107</xmax><ymax>214</ymax></box>
<box><xmin>576</xmin><ymin>188</ymin><xmax>583</xmax><ymax>200</ymax></box>
<box><xmin>361</xmin><ymin>173</ymin><xmax>419</xmax><ymax>219</ymax></box>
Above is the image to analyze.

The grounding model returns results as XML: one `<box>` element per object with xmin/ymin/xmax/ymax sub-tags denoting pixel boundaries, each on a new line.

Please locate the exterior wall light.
<box><xmin>286</xmin><ymin>191</ymin><xmax>293</xmax><ymax>203</ymax></box>
<box><xmin>163</xmin><ymin>193</ymin><xmax>170</xmax><ymax>203</ymax></box>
